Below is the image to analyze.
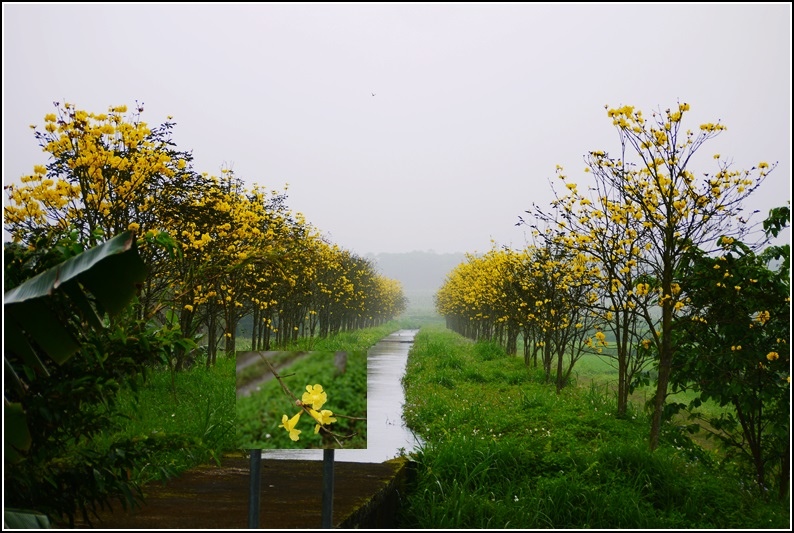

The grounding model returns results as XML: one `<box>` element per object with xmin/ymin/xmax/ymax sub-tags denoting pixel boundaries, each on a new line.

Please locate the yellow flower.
<box><xmin>766</xmin><ymin>352</ymin><xmax>779</xmax><ymax>362</ymax></box>
<box><xmin>309</xmin><ymin>409</ymin><xmax>337</xmax><ymax>434</ymax></box>
<box><xmin>279</xmin><ymin>412</ymin><xmax>302</xmax><ymax>441</ymax></box>
<box><xmin>302</xmin><ymin>384</ymin><xmax>327</xmax><ymax>410</ymax></box>
<box><xmin>184</xmin><ymin>304</ymin><xmax>194</xmax><ymax>312</ymax></box>
<box><xmin>127</xmin><ymin>222</ymin><xmax>140</xmax><ymax>232</ymax></box>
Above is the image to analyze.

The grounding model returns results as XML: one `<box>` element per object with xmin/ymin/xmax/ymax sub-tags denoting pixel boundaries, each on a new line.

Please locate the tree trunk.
<box><xmin>649</xmin><ymin>290</ymin><xmax>673</xmax><ymax>451</ymax></box>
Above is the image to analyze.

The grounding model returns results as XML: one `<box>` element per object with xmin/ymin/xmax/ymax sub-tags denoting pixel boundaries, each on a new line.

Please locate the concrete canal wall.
<box><xmin>337</xmin><ymin>456</ymin><xmax>415</xmax><ymax>529</ymax></box>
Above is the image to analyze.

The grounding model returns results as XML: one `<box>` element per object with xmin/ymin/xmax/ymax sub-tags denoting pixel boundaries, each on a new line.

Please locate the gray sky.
<box><xmin>3</xmin><ymin>3</ymin><xmax>791</xmax><ymax>255</ymax></box>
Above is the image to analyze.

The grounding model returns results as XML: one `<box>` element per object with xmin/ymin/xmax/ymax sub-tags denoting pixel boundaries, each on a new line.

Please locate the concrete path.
<box><xmin>73</xmin><ymin>454</ymin><xmax>411</xmax><ymax>529</ymax></box>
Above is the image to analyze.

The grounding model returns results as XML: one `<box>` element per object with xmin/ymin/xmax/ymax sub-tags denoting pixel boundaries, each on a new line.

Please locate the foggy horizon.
<box><xmin>3</xmin><ymin>3</ymin><xmax>791</xmax><ymax>256</ymax></box>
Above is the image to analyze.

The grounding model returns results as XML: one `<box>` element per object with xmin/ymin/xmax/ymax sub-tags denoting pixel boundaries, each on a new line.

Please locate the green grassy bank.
<box><xmin>398</xmin><ymin>325</ymin><xmax>790</xmax><ymax>529</ymax></box>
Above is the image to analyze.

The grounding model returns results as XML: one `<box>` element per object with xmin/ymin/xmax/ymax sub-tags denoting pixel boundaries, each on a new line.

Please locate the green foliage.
<box><xmin>3</xmin><ymin>315</ymin><xmax>198</xmax><ymax>526</ymax></box>
<box><xmin>105</xmin><ymin>355</ymin><xmax>237</xmax><ymax>484</ymax></box>
<box><xmin>474</xmin><ymin>340</ymin><xmax>506</xmax><ymax>361</ymax></box>
<box><xmin>3</xmin><ymin>230</ymin><xmax>145</xmax><ymax>459</ymax></box>
<box><xmin>672</xmin><ymin>207</ymin><xmax>790</xmax><ymax>497</ymax></box>
<box><xmin>398</xmin><ymin>326</ymin><xmax>790</xmax><ymax>528</ymax></box>
<box><xmin>2</xmin><ymin>231</ymin><xmax>196</xmax><ymax>526</ymax></box>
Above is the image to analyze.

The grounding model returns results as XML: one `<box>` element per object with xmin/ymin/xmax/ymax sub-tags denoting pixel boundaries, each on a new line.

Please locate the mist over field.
<box><xmin>367</xmin><ymin>251</ymin><xmax>466</xmax><ymax>313</ymax></box>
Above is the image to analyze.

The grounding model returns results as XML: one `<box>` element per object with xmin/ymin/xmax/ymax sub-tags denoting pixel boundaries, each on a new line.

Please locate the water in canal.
<box><xmin>261</xmin><ymin>329</ymin><xmax>424</xmax><ymax>463</ymax></box>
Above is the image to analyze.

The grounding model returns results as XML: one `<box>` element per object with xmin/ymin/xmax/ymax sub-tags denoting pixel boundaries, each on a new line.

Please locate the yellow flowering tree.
<box><xmin>434</xmin><ymin>257</ymin><xmax>475</xmax><ymax>337</ymax></box>
<box><xmin>528</xmin><ymin>102</ymin><xmax>776</xmax><ymax>449</ymax></box>
<box><xmin>515</xmin><ymin>236</ymin><xmax>604</xmax><ymax>391</ymax></box>
<box><xmin>435</xmin><ymin>251</ymin><xmax>502</xmax><ymax>343</ymax></box>
<box><xmin>4</xmin><ymin>102</ymin><xmax>200</xmax><ymax>329</ymax></box>
<box><xmin>246</xmin><ymin>200</ymin><xmax>314</xmax><ymax>350</ymax></box>
<box><xmin>524</xmin><ymin>162</ymin><xmax>658</xmax><ymax>415</ymax></box>
<box><xmin>5</xmin><ymin>102</ymin><xmax>190</xmax><ymax>249</ymax></box>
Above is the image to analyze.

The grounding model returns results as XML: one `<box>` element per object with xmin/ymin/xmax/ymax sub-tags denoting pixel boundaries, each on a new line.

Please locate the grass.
<box><xmin>92</xmin><ymin>355</ymin><xmax>238</xmax><ymax>484</ymax></box>
<box><xmin>91</xmin><ymin>319</ymin><xmax>413</xmax><ymax>486</ymax></box>
<box><xmin>573</xmin><ymin>350</ymin><xmax>730</xmax><ymax>452</ymax></box>
<box><xmin>398</xmin><ymin>324</ymin><xmax>790</xmax><ymax>529</ymax></box>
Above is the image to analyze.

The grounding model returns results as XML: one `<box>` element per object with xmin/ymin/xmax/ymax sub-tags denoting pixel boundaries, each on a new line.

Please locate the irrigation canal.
<box><xmin>79</xmin><ymin>329</ymin><xmax>423</xmax><ymax>529</ymax></box>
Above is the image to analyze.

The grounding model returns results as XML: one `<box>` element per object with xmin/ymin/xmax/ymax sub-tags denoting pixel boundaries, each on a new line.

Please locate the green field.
<box><xmin>397</xmin><ymin>325</ymin><xmax>789</xmax><ymax>529</ymax></box>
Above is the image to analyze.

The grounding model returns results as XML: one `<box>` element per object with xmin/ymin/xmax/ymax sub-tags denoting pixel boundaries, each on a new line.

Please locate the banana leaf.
<box><xmin>3</xmin><ymin>231</ymin><xmax>147</xmax><ymax>461</ymax></box>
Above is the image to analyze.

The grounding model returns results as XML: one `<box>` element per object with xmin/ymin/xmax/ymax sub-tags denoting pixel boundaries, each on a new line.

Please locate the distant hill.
<box><xmin>366</xmin><ymin>251</ymin><xmax>466</xmax><ymax>293</ymax></box>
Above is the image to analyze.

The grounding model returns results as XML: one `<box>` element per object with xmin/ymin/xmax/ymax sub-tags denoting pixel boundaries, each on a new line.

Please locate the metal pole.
<box><xmin>321</xmin><ymin>448</ymin><xmax>335</xmax><ymax>528</ymax></box>
<box><xmin>248</xmin><ymin>450</ymin><xmax>261</xmax><ymax>529</ymax></box>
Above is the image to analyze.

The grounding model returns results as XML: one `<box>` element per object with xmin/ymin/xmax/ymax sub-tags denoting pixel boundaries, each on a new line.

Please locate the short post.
<box><xmin>321</xmin><ymin>448</ymin><xmax>335</xmax><ymax>528</ymax></box>
<box><xmin>248</xmin><ymin>450</ymin><xmax>261</xmax><ymax>528</ymax></box>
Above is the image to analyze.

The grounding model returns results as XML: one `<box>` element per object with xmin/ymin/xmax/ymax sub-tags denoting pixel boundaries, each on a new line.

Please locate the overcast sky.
<box><xmin>3</xmin><ymin>3</ymin><xmax>791</xmax><ymax>255</ymax></box>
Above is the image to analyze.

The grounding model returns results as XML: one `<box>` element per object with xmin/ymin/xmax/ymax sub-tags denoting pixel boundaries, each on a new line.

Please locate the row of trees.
<box><xmin>435</xmin><ymin>102</ymin><xmax>789</xmax><ymax>498</ymax></box>
<box><xmin>4</xmin><ymin>102</ymin><xmax>407</xmax><ymax>369</ymax></box>
<box><xmin>435</xmin><ymin>244</ymin><xmax>636</xmax><ymax>398</ymax></box>
<box><xmin>3</xmin><ymin>102</ymin><xmax>406</xmax><ymax>524</ymax></box>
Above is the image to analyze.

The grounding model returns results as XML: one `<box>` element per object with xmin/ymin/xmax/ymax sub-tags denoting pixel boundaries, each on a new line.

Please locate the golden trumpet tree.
<box><xmin>5</xmin><ymin>102</ymin><xmax>190</xmax><ymax>249</ymax></box>
<box><xmin>522</xmin><ymin>235</ymin><xmax>604</xmax><ymax>392</ymax></box>
<box><xmin>525</xmin><ymin>163</ymin><xmax>658</xmax><ymax>415</ymax></box>
<box><xmin>529</xmin><ymin>102</ymin><xmax>775</xmax><ymax>449</ymax></box>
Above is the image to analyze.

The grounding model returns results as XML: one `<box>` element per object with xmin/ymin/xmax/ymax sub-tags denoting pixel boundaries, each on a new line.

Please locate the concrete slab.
<box><xmin>73</xmin><ymin>454</ymin><xmax>411</xmax><ymax>529</ymax></box>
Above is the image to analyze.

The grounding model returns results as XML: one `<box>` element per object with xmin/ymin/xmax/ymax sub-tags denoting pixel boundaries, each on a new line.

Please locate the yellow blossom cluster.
<box><xmin>279</xmin><ymin>384</ymin><xmax>338</xmax><ymax>441</ymax></box>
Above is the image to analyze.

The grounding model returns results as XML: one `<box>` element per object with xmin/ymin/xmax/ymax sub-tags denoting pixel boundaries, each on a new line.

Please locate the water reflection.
<box><xmin>260</xmin><ymin>329</ymin><xmax>424</xmax><ymax>463</ymax></box>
